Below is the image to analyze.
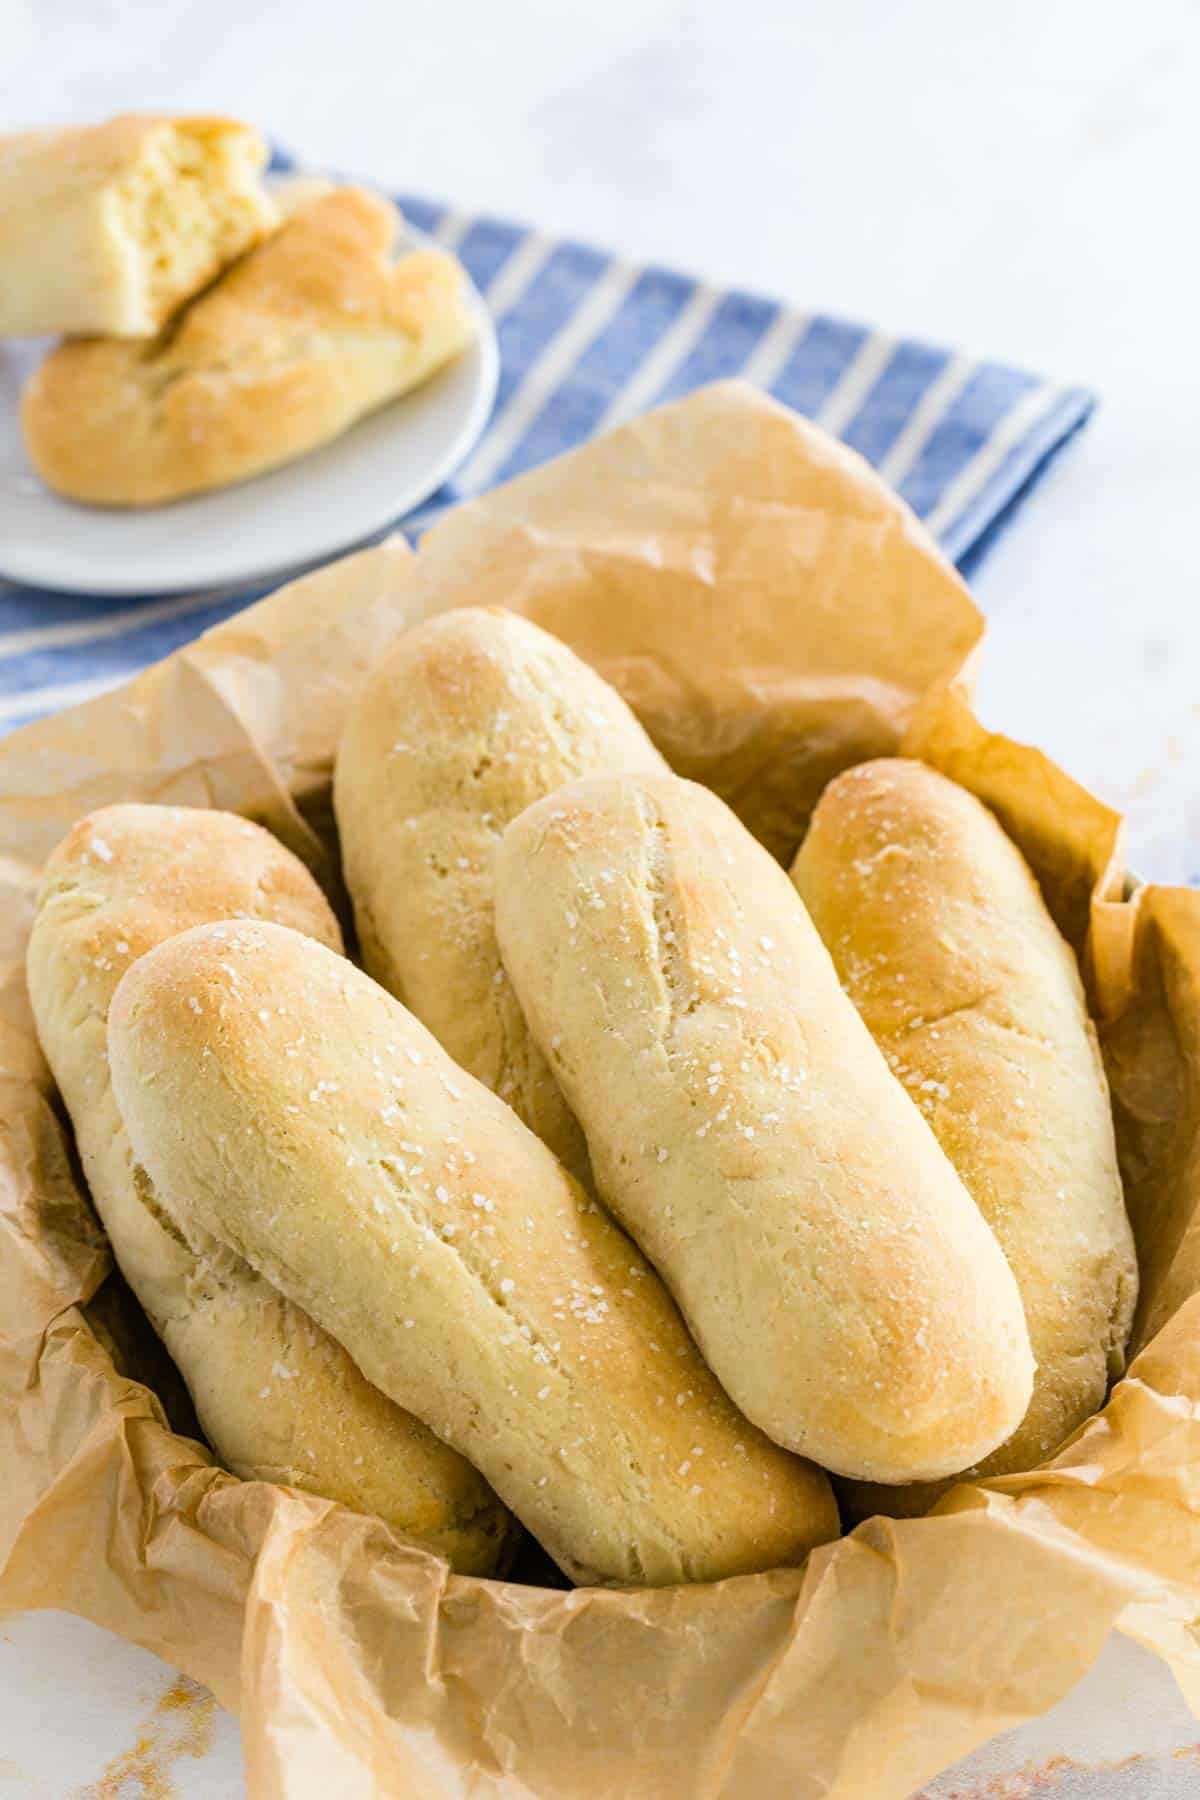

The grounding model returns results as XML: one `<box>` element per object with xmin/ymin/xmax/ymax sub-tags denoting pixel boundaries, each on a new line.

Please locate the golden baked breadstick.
<box><xmin>335</xmin><ymin>607</ymin><xmax>668</xmax><ymax>1182</ymax></box>
<box><xmin>28</xmin><ymin>805</ymin><xmax>511</xmax><ymax>1573</ymax></box>
<box><xmin>108</xmin><ymin>919</ymin><xmax>839</xmax><ymax>1587</ymax></box>
<box><xmin>494</xmin><ymin>772</ymin><xmax>1035</xmax><ymax>1484</ymax></box>
<box><xmin>22</xmin><ymin>187</ymin><xmax>475</xmax><ymax>505</ymax></box>
<box><xmin>792</xmin><ymin>758</ymin><xmax>1137</xmax><ymax>1515</ymax></box>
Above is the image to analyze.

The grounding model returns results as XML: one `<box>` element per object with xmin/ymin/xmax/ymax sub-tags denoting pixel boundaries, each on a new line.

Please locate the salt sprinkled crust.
<box><xmin>21</xmin><ymin>186</ymin><xmax>476</xmax><ymax>505</ymax></box>
<box><xmin>335</xmin><ymin>607</ymin><xmax>669</xmax><ymax>1183</ymax></box>
<box><xmin>493</xmin><ymin>772</ymin><xmax>1036</xmax><ymax>1485</ymax></box>
<box><xmin>0</xmin><ymin>114</ymin><xmax>277</xmax><ymax>337</ymax></box>
<box><xmin>792</xmin><ymin>758</ymin><xmax>1137</xmax><ymax>1517</ymax></box>
<box><xmin>107</xmin><ymin>918</ymin><xmax>838</xmax><ymax>1587</ymax></box>
<box><xmin>27</xmin><ymin>805</ymin><xmax>511</xmax><ymax>1574</ymax></box>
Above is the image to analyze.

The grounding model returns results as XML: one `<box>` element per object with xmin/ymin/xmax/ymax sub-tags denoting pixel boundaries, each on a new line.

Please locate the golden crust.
<box><xmin>21</xmin><ymin>186</ymin><xmax>476</xmax><ymax>504</ymax></box>
<box><xmin>108</xmin><ymin>918</ymin><xmax>838</xmax><ymax>1587</ymax></box>
<box><xmin>27</xmin><ymin>804</ymin><xmax>512</xmax><ymax>1574</ymax></box>
<box><xmin>792</xmin><ymin>758</ymin><xmax>1138</xmax><ymax>1518</ymax></box>
<box><xmin>335</xmin><ymin>607</ymin><xmax>668</xmax><ymax>1183</ymax></box>
<box><xmin>0</xmin><ymin>114</ymin><xmax>277</xmax><ymax>336</ymax></box>
<box><xmin>493</xmin><ymin>771</ymin><xmax>1036</xmax><ymax>1484</ymax></box>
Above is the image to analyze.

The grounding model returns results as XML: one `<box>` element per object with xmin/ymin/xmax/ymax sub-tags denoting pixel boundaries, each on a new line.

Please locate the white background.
<box><xmin>1</xmin><ymin>0</ymin><xmax>1198</xmax><ymax>1792</ymax></box>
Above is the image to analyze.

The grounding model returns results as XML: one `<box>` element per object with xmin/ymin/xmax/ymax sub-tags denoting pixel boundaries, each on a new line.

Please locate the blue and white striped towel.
<box><xmin>0</xmin><ymin>162</ymin><xmax>1094</xmax><ymax>735</ymax></box>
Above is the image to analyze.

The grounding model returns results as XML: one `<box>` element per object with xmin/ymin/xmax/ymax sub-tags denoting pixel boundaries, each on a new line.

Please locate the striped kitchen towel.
<box><xmin>0</xmin><ymin>163</ymin><xmax>1094</xmax><ymax>734</ymax></box>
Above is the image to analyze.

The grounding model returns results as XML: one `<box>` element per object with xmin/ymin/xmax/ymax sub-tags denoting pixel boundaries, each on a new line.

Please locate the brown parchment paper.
<box><xmin>3</xmin><ymin>380</ymin><xmax>1200</xmax><ymax>1800</ymax></box>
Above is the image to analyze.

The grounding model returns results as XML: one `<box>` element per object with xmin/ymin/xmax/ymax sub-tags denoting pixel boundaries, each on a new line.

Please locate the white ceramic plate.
<box><xmin>0</xmin><ymin>220</ymin><xmax>498</xmax><ymax>596</ymax></box>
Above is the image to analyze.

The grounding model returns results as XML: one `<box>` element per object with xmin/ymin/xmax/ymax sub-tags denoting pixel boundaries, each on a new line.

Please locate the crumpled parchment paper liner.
<box><xmin>404</xmin><ymin>380</ymin><xmax>984</xmax><ymax>862</ymax></box>
<box><xmin>2</xmin><ymin>381</ymin><xmax>1199</xmax><ymax>1799</ymax></box>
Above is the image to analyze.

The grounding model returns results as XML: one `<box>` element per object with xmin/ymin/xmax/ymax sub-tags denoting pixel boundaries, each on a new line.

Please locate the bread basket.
<box><xmin>2</xmin><ymin>382</ymin><xmax>1198</xmax><ymax>1800</ymax></box>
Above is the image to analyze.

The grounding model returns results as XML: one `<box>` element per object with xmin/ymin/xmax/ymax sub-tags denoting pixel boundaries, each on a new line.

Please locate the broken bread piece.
<box><xmin>21</xmin><ymin>185</ymin><xmax>477</xmax><ymax>505</ymax></box>
<box><xmin>0</xmin><ymin>114</ymin><xmax>277</xmax><ymax>337</ymax></box>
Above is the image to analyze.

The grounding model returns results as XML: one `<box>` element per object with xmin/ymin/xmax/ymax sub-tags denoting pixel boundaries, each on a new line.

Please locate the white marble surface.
<box><xmin>2</xmin><ymin>0</ymin><xmax>1198</xmax><ymax>1792</ymax></box>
